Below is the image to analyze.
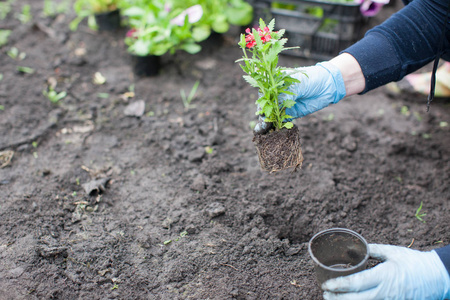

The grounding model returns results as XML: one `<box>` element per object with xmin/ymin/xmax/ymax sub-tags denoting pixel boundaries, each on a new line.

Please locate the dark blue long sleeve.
<box><xmin>435</xmin><ymin>245</ymin><xmax>450</xmax><ymax>276</ymax></box>
<box><xmin>342</xmin><ymin>0</ymin><xmax>450</xmax><ymax>93</ymax></box>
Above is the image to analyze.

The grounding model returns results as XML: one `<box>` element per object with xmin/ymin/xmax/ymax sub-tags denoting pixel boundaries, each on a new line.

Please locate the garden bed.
<box><xmin>0</xmin><ymin>1</ymin><xmax>449</xmax><ymax>299</ymax></box>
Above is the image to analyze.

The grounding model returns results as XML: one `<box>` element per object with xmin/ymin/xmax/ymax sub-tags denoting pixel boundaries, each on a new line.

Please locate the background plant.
<box><xmin>122</xmin><ymin>0</ymin><xmax>205</xmax><ymax>56</ymax></box>
<box><xmin>172</xmin><ymin>0</ymin><xmax>253</xmax><ymax>35</ymax></box>
<box><xmin>43</xmin><ymin>0</ymin><xmax>71</xmax><ymax>17</ymax></box>
<box><xmin>181</xmin><ymin>80</ymin><xmax>200</xmax><ymax>110</ymax></box>
<box><xmin>0</xmin><ymin>30</ymin><xmax>11</xmax><ymax>48</ymax></box>
<box><xmin>415</xmin><ymin>201</ymin><xmax>426</xmax><ymax>223</ymax></box>
<box><xmin>70</xmin><ymin>0</ymin><xmax>121</xmax><ymax>31</ymax></box>
<box><xmin>43</xmin><ymin>86</ymin><xmax>67</xmax><ymax>104</ymax></box>
<box><xmin>0</xmin><ymin>0</ymin><xmax>15</xmax><ymax>20</ymax></box>
<box><xmin>236</xmin><ymin>19</ymin><xmax>300</xmax><ymax>130</ymax></box>
<box><xmin>16</xmin><ymin>4</ymin><xmax>32</xmax><ymax>24</ymax></box>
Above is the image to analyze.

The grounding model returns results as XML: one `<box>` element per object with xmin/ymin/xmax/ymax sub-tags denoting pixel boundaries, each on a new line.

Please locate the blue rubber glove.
<box><xmin>282</xmin><ymin>61</ymin><xmax>347</xmax><ymax>119</ymax></box>
<box><xmin>323</xmin><ymin>244</ymin><xmax>450</xmax><ymax>300</ymax></box>
<box><xmin>253</xmin><ymin>61</ymin><xmax>346</xmax><ymax>134</ymax></box>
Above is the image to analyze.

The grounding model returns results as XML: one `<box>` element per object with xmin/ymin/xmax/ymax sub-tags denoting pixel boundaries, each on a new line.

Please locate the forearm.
<box><xmin>342</xmin><ymin>0</ymin><xmax>449</xmax><ymax>93</ymax></box>
<box><xmin>329</xmin><ymin>53</ymin><xmax>366</xmax><ymax>97</ymax></box>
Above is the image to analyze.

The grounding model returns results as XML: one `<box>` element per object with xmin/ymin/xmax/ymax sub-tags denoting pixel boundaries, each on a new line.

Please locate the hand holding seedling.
<box><xmin>254</xmin><ymin>61</ymin><xmax>346</xmax><ymax>134</ymax></box>
<box><xmin>282</xmin><ymin>62</ymin><xmax>346</xmax><ymax>119</ymax></box>
<box><xmin>322</xmin><ymin>244</ymin><xmax>450</xmax><ymax>300</ymax></box>
<box><xmin>236</xmin><ymin>19</ymin><xmax>304</xmax><ymax>172</ymax></box>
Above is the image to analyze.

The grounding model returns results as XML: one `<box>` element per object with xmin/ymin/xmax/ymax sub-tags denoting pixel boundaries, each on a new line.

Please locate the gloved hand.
<box><xmin>254</xmin><ymin>61</ymin><xmax>346</xmax><ymax>134</ymax></box>
<box><xmin>322</xmin><ymin>244</ymin><xmax>450</xmax><ymax>300</ymax></box>
<box><xmin>283</xmin><ymin>61</ymin><xmax>346</xmax><ymax>119</ymax></box>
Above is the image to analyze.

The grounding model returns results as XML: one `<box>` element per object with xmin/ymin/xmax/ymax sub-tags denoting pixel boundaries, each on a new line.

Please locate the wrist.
<box><xmin>329</xmin><ymin>53</ymin><xmax>365</xmax><ymax>96</ymax></box>
<box><xmin>315</xmin><ymin>61</ymin><xmax>346</xmax><ymax>104</ymax></box>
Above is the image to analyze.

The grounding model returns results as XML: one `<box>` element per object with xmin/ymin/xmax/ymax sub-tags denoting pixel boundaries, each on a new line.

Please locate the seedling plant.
<box><xmin>0</xmin><ymin>30</ymin><xmax>11</xmax><ymax>47</ymax></box>
<box><xmin>236</xmin><ymin>19</ymin><xmax>304</xmax><ymax>173</ymax></box>
<box><xmin>181</xmin><ymin>80</ymin><xmax>200</xmax><ymax>110</ymax></box>
<box><xmin>236</xmin><ymin>19</ymin><xmax>301</xmax><ymax>131</ymax></box>
<box><xmin>415</xmin><ymin>201</ymin><xmax>426</xmax><ymax>223</ymax></box>
<box><xmin>123</xmin><ymin>1</ymin><xmax>204</xmax><ymax>56</ymax></box>
<box><xmin>70</xmin><ymin>0</ymin><xmax>121</xmax><ymax>31</ymax></box>
<box><xmin>43</xmin><ymin>86</ymin><xmax>67</xmax><ymax>104</ymax></box>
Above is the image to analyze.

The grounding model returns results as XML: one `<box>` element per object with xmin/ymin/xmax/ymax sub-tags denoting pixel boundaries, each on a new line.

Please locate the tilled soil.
<box><xmin>0</xmin><ymin>1</ymin><xmax>449</xmax><ymax>299</ymax></box>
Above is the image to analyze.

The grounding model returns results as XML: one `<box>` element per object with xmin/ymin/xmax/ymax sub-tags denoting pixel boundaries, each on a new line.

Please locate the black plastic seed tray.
<box><xmin>251</xmin><ymin>0</ymin><xmax>366</xmax><ymax>60</ymax></box>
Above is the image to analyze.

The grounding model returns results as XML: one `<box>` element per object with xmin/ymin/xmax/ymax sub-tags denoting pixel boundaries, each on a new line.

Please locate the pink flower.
<box><xmin>355</xmin><ymin>0</ymin><xmax>390</xmax><ymax>17</ymax></box>
<box><xmin>170</xmin><ymin>4</ymin><xmax>203</xmax><ymax>26</ymax></box>
<box><xmin>126</xmin><ymin>28</ymin><xmax>138</xmax><ymax>38</ymax></box>
<box><xmin>244</xmin><ymin>26</ymin><xmax>272</xmax><ymax>48</ymax></box>
<box><xmin>246</xmin><ymin>40</ymin><xmax>257</xmax><ymax>48</ymax></box>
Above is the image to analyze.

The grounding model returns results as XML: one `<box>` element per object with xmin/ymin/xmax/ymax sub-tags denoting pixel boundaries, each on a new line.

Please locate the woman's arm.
<box><xmin>329</xmin><ymin>53</ymin><xmax>366</xmax><ymax>96</ymax></box>
<box><xmin>342</xmin><ymin>0</ymin><xmax>450</xmax><ymax>93</ymax></box>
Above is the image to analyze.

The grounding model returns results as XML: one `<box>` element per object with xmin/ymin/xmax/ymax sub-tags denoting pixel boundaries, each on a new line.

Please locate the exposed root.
<box><xmin>253</xmin><ymin>125</ymin><xmax>303</xmax><ymax>173</ymax></box>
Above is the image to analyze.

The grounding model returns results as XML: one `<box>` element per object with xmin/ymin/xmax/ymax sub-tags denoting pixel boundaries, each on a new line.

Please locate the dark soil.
<box><xmin>253</xmin><ymin>125</ymin><xmax>303</xmax><ymax>173</ymax></box>
<box><xmin>1</xmin><ymin>1</ymin><xmax>449</xmax><ymax>299</ymax></box>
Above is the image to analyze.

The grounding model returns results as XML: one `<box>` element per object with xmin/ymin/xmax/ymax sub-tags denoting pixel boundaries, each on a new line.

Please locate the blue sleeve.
<box><xmin>435</xmin><ymin>245</ymin><xmax>450</xmax><ymax>276</ymax></box>
<box><xmin>342</xmin><ymin>0</ymin><xmax>450</xmax><ymax>93</ymax></box>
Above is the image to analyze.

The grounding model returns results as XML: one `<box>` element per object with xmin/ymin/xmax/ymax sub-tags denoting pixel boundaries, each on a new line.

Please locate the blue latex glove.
<box><xmin>282</xmin><ymin>61</ymin><xmax>346</xmax><ymax>119</ymax></box>
<box><xmin>323</xmin><ymin>244</ymin><xmax>450</xmax><ymax>300</ymax></box>
<box><xmin>253</xmin><ymin>61</ymin><xmax>346</xmax><ymax>134</ymax></box>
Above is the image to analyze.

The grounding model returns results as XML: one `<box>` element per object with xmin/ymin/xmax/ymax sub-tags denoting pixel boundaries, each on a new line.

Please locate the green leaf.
<box><xmin>243</xmin><ymin>75</ymin><xmax>260</xmax><ymax>88</ymax></box>
<box><xmin>225</xmin><ymin>2</ymin><xmax>253</xmax><ymax>26</ymax></box>
<box><xmin>17</xmin><ymin>66</ymin><xmax>34</xmax><ymax>74</ymax></box>
<box><xmin>258</xmin><ymin>18</ymin><xmax>266</xmax><ymax>30</ymax></box>
<box><xmin>211</xmin><ymin>14</ymin><xmax>229</xmax><ymax>33</ymax></box>
<box><xmin>282</xmin><ymin>99</ymin><xmax>296</xmax><ymax>108</ymax></box>
<box><xmin>132</xmin><ymin>40</ymin><xmax>151</xmax><ymax>56</ymax></box>
<box><xmin>281</xmin><ymin>90</ymin><xmax>296</xmax><ymax>96</ymax></box>
<box><xmin>192</xmin><ymin>25</ymin><xmax>211</xmax><ymax>42</ymax></box>
<box><xmin>266</xmin><ymin>43</ymin><xmax>283</xmax><ymax>63</ymax></box>
<box><xmin>263</xmin><ymin>105</ymin><xmax>273</xmax><ymax>117</ymax></box>
<box><xmin>0</xmin><ymin>29</ymin><xmax>11</xmax><ymax>48</ymax></box>
<box><xmin>181</xmin><ymin>43</ymin><xmax>201</xmax><ymax>54</ymax></box>
<box><xmin>122</xmin><ymin>7</ymin><xmax>145</xmax><ymax>17</ymax></box>
<box><xmin>283</xmin><ymin>122</ymin><xmax>294</xmax><ymax>129</ymax></box>
<box><xmin>268</xmin><ymin>19</ymin><xmax>275</xmax><ymax>31</ymax></box>
<box><xmin>87</xmin><ymin>15</ymin><xmax>98</xmax><ymax>31</ymax></box>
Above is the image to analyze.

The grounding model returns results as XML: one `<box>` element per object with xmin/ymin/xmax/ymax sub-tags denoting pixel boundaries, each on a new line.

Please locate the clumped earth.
<box><xmin>1</xmin><ymin>2</ymin><xmax>449</xmax><ymax>299</ymax></box>
<box><xmin>253</xmin><ymin>125</ymin><xmax>303</xmax><ymax>173</ymax></box>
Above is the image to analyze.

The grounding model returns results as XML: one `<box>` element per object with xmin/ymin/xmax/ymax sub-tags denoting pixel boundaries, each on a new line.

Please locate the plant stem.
<box><xmin>262</xmin><ymin>52</ymin><xmax>281</xmax><ymax>129</ymax></box>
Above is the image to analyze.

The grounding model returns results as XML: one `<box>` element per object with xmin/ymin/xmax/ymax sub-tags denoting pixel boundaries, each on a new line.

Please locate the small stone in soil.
<box><xmin>205</xmin><ymin>202</ymin><xmax>226</xmax><ymax>218</ymax></box>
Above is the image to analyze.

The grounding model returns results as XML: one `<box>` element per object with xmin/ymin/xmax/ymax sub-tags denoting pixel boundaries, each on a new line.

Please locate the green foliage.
<box><xmin>17</xmin><ymin>66</ymin><xmax>34</xmax><ymax>74</ymax></box>
<box><xmin>162</xmin><ymin>231</ymin><xmax>188</xmax><ymax>246</ymax></box>
<box><xmin>415</xmin><ymin>201</ymin><xmax>426</xmax><ymax>223</ymax></box>
<box><xmin>43</xmin><ymin>0</ymin><xmax>71</xmax><ymax>17</ymax></box>
<box><xmin>236</xmin><ymin>19</ymin><xmax>301</xmax><ymax>130</ymax></box>
<box><xmin>173</xmin><ymin>0</ymin><xmax>253</xmax><ymax>34</ymax></box>
<box><xmin>181</xmin><ymin>80</ymin><xmax>200</xmax><ymax>110</ymax></box>
<box><xmin>70</xmin><ymin>0</ymin><xmax>120</xmax><ymax>31</ymax></box>
<box><xmin>7</xmin><ymin>47</ymin><xmax>26</xmax><ymax>60</ymax></box>
<box><xmin>16</xmin><ymin>4</ymin><xmax>32</xmax><ymax>24</ymax></box>
<box><xmin>0</xmin><ymin>30</ymin><xmax>11</xmax><ymax>48</ymax></box>
<box><xmin>122</xmin><ymin>0</ymin><xmax>203</xmax><ymax>56</ymax></box>
<box><xmin>400</xmin><ymin>105</ymin><xmax>410</xmax><ymax>116</ymax></box>
<box><xmin>0</xmin><ymin>0</ymin><xmax>14</xmax><ymax>20</ymax></box>
<box><xmin>43</xmin><ymin>86</ymin><xmax>67</xmax><ymax>103</ymax></box>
